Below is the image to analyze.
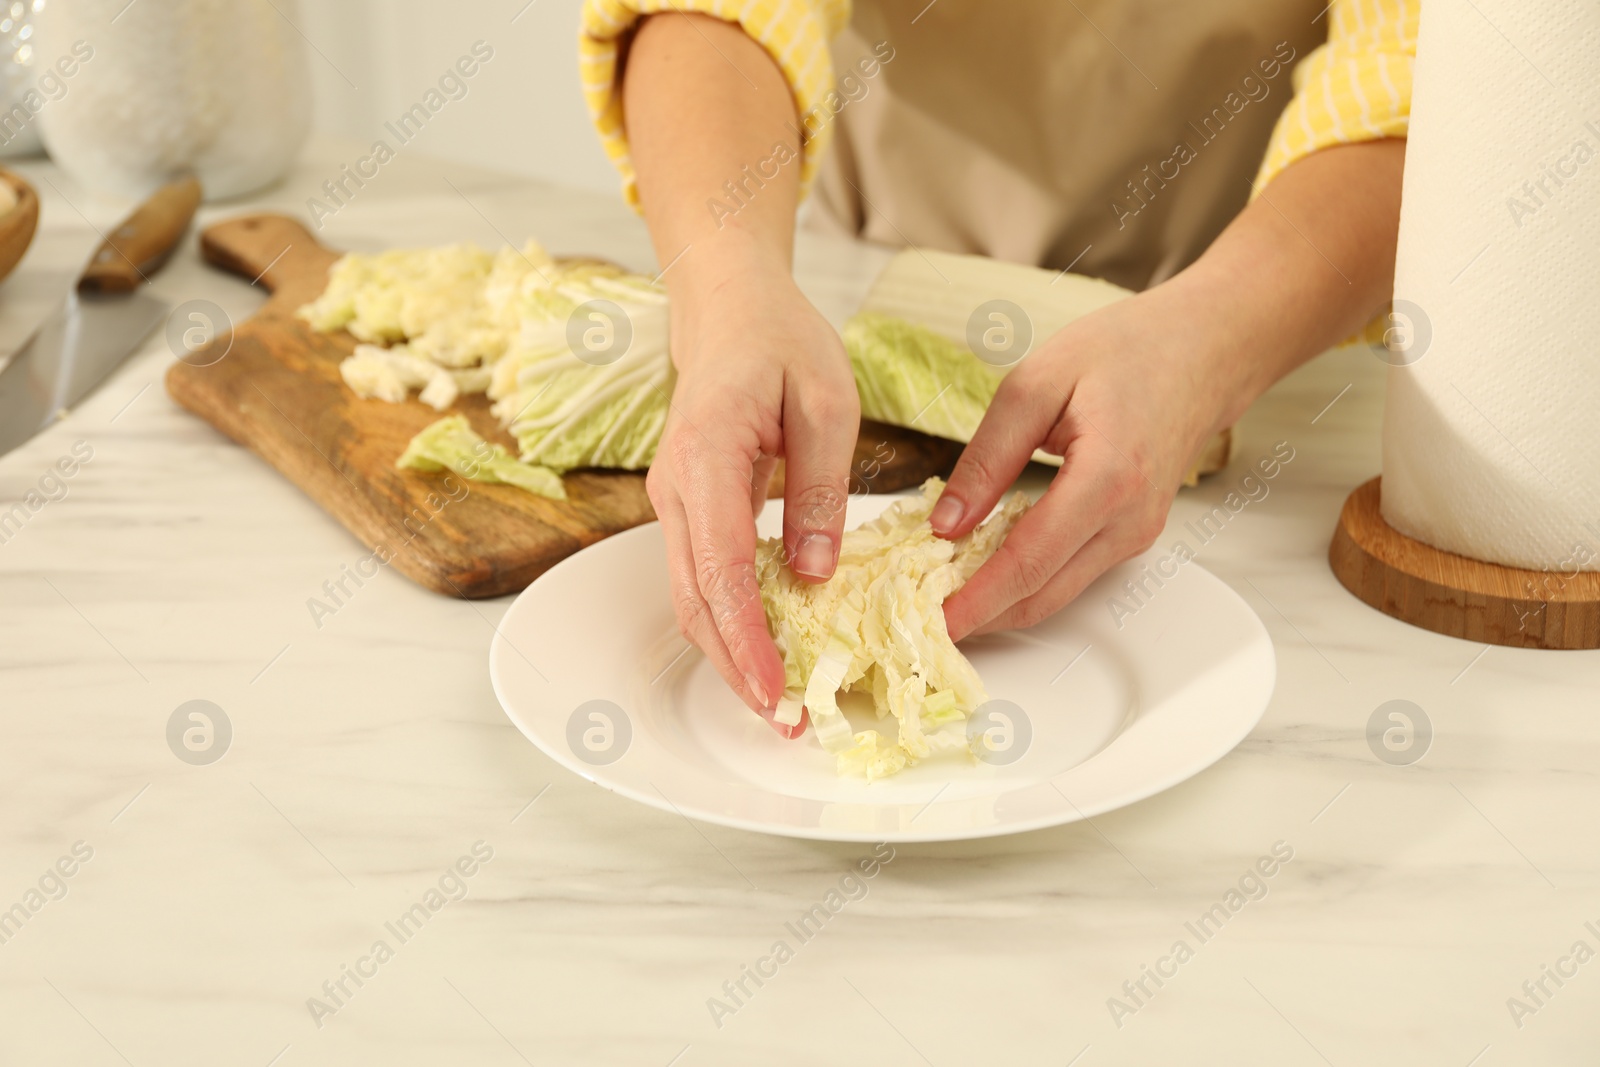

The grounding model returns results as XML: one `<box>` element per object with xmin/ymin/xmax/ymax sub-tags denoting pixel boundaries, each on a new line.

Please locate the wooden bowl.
<box><xmin>0</xmin><ymin>169</ymin><xmax>38</xmax><ymax>285</ymax></box>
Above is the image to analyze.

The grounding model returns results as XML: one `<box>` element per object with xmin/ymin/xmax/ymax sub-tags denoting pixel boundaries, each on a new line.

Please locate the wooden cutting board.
<box><xmin>165</xmin><ymin>215</ymin><xmax>961</xmax><ymax>598</ymax></box>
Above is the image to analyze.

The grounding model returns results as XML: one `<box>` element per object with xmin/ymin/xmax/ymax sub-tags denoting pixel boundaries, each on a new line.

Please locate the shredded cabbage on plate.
<box><xmin>757</xmin><ymin>478</ymin><xmax>1029</xmax><ymax>780</ymax></box>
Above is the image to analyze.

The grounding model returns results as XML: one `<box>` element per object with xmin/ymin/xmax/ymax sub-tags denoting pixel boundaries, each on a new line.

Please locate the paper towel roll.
<box><xmin>1381</xmin><ymin>0</ymin><xmax>1600</xmax><ymax>571</ymax></box>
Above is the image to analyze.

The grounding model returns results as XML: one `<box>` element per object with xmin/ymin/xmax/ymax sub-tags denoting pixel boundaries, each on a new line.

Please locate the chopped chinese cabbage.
<box><xmin>397</xmin><ymin>414</ymin><xmax>566</xmax><ymax>500</ymax></box>
<box><xmin>299</xmin><ymin>237</ymin><xmax>672</xmax><ymax>473</ymax></box>
<box><xmin>297</xmin><ymin>242</ymin><xmax>500</xmax><ymax>349</ymax></box>
<box><xmin>340</xmin><ymin>343</ymin><xmax>471</xmax><ymax>411</ymax></box>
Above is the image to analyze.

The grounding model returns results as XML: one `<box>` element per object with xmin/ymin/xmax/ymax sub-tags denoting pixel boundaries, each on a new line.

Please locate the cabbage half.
<box><xmin>488</xmin><ymin>311</ymin><xmax>671</xmax><ymax>473</ymax></box>
<box><xmin>845</xmin><ymin>312</ymin><xmax>1006</xmax><ymax>446</ymax></box>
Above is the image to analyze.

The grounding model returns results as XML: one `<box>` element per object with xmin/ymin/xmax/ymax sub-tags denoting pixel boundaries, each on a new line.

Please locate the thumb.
<box><xmin>931</xmin><ymin>374</ymin><xmax>1061</xmax><ymax>539</ymax></box>
<box><xmin>781</xmin><ymin>389</ymin><xmax>857</xmax><ymax>583</ymax></box>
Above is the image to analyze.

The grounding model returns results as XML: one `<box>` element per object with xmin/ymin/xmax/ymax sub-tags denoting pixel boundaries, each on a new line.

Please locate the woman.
<box><xmin>579</xmin><ymin>0</ymin><xmax>1414</xmax><ymax>734</ymax></box>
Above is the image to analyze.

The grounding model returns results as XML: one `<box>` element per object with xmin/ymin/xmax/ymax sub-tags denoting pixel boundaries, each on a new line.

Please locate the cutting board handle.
<box><xmin>200</xmin><ymin>214</ymin><xmax>335</xmax><ymax>297</ymax></box>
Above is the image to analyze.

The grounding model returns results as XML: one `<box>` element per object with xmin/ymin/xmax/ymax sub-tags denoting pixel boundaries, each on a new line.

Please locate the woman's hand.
<box><xmin>647</xmin><ymin>248</ymin><xmax>859</xmax><ymax>735</ymax></box>
<box><xmin>932</xmin><ymin>139</ymin><xmax>1408</xmax><ymax>639</ymax></box>
<box><xmin>931</xmin><ymin>278</ymin><xmax>1242</xmax><ymax>639</ymax></box>
<box><xmin>624</xmin><ymin>10</ymin><xmax>855</xmax><ymax>732</ymax></box>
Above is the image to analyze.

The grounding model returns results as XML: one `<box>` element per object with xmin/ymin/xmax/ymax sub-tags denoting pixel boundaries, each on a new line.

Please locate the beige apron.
<box><xmin>812</xmin><ymin>0</ymin><xmax>1327</xmax><ymax>291</ymax></box>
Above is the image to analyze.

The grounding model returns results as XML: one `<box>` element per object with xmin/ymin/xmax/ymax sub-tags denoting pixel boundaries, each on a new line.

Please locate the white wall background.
<box><xmin>297</xmin><ymin>0</ymin><xmax>619</xmax><ymax>195</ymax></box>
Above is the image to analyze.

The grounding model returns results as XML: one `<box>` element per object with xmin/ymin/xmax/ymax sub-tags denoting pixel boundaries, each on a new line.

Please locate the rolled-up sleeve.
<box><xmin>580</xmin><ymin>0</ymin><xmax>851</xmax><ymax>208</ymax></box>
<box><xmin>1255</xmin><ymin>0</ymin><xmax>1417</xmax><ymax>343</ymax></box>
<box><xmin>1255</xmin><ymin>0</ymin><xmax>1418</xmax><ymax>191</ymax></box>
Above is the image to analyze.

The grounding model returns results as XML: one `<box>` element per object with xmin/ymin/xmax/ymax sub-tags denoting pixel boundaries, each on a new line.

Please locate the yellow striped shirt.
<box><xmin>580</xmin><ymin>0</ymin><xmax>1416</xmax><ymax>210</ymax></box>
<box><xmin>1256</xmin><ymin>0</ymin><xmax>1418</xmax><ymax>191</ymax></box>
<box><xmin>581</xmin><ymin>2</ymin><xmax>1412</xmax><ymax>346</ymax></box>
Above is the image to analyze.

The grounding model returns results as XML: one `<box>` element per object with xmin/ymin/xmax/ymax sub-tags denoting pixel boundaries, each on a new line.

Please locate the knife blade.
<box><xmin>0</xmin><ymin>175</ymin><xmax>202</xmax><ymax>458</ymax></box>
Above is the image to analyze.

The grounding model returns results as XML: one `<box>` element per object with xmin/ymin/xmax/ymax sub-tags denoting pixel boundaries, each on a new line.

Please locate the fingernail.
<box><xmin>793</xmin><ymin>533</ymin><xmax>835</xmax><ymax>579</ymax></box>
<box><xmin>744</xmin><ymin>672</ymin><xmax>773</xmax><ymax>711</ymax></box>
<box><xmin>930</xmin><ymin>495</ymin><xmax>964</xmax><ymax>534</ymax></box>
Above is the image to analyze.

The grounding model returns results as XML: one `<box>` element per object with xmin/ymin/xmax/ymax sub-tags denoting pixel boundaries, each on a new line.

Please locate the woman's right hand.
<box><xmin>647</xmin><ymin>244</ymin><xmax>860</xmax><ymax>737</ymax></box>
<box><xmin>620</xmin><ymin>10</ymin><xmax>855</xmax><ymax>733</ymax></box>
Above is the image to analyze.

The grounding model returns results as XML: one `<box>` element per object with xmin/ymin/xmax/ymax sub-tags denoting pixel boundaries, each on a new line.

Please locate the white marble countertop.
<box><xmin>1</xmin><ymin>139</ymin><xmax>1597</xmax><ymax>1066</ymax></box>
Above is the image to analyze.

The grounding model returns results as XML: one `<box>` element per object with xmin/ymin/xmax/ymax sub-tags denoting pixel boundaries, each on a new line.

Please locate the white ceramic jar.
<box><xmin>34</xmin><ymin>0</ymin><xmax>310</xmax><ymax>198</ymax></box>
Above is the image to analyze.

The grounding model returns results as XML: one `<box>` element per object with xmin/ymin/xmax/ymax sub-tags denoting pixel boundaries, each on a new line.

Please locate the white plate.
<box><xmin>490</xmin><ymin>494</ymin><xmax>1275</xmax><ymax>842</ymax></box>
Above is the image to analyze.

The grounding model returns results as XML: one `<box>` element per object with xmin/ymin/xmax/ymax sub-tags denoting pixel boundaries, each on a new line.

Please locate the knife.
<box><xmin>0</xmin><ymin>175</ymin><xmax>202</xmax><ymax>458</ymax></box>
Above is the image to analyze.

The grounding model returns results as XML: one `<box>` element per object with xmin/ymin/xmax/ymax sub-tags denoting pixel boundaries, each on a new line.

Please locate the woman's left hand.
<box><xmin>930</xmin><ymin>276</ymin><xmax>1246</xmax><ymax>639</ymax></box>
<box><xmin>931</xmin><ymin>139</ymin><xmax>1409</xmax><ymax>639</ymax></box>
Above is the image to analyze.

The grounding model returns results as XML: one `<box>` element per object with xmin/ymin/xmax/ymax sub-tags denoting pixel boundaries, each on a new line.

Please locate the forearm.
<box><xmin>1172</xmin><ymin>138</ymin><xmax>1408</xmax><ymax>428</ymax></box>
<box><xmin>623</xmin><ymin>12</ymin><xmax>803</xmax><ymax>343</ymax></box>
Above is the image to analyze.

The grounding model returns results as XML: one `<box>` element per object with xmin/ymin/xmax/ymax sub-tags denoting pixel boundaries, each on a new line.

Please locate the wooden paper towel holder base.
<box><xmin>1330</xmin><ymin>477</ymin><xmax>1600</xmax><ymax>650</ymax></box>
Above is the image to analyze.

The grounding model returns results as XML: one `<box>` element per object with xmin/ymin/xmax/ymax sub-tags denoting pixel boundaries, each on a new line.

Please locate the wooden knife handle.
<box><xmin>77</xmin><ymin>175</ymin><xmax>202</xmax><ymax>294</ymax></box>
